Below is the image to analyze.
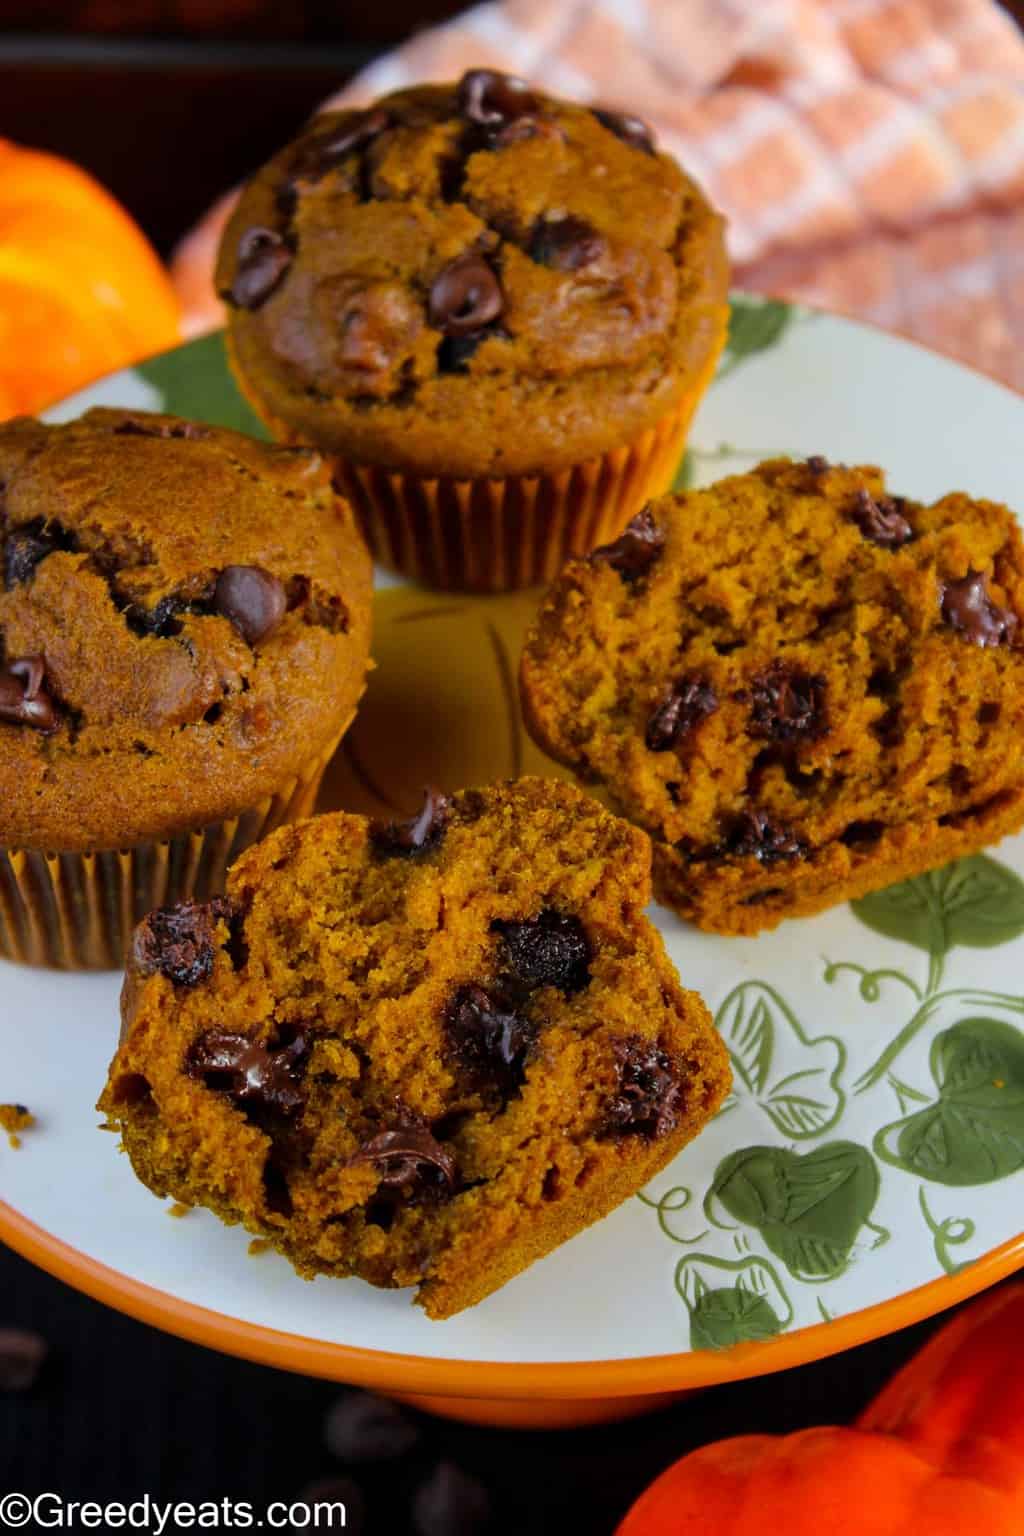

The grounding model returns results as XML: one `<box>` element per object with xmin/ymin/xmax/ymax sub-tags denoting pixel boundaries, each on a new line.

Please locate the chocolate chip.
<box><xmin>348</xmin><ymin>1118</ymin><xmax>457</xmax><ymax>1203</ymax></box>
<box><xmin>0</xmin><ymin>1328</ymin><xmax>47</xmax><ymax>1392</ymax></box>
<box><xmin>3</xmin><ymin>521</ymin><xmax>67</xmax><ymax>588</ymax></box>
<box><xmin>446</xmin><ymin>984</ymin><xmax>537</xmax><ymax>1090</ymax></box>
<box><xmin>413</xmin><ymin>1461</ymin><xmax>492</xmax><ymax>1536</ymax></box>
<box><xmin>0</xmin><ymin>655</ymin><xmax>59</xmax><ymax>733</ymax></box>
<box><xmin>492</xmin><ymin>116</ymin><xmax>563</xmax><ymax>148</ymax></box>
<box><xmin>493</xmin><ymin>909</ymin><xmax>591</xmax><ymax>994</ymax></box>
<box><xmin>646</xmin><ymin>675</ymin><xmax>718</xmax><ymax>752</ymax></box>
<box><xmin>112</xmin><ymin>418</ymin><xmax>210</xmax><ymax>440</ymax></box>
<box><xmin>324</xmin><ymin>1391</ymin><xmax>420</xmax><ymax>1464</ymax></box>
<box><xmin>590</xmin><ymin>507</ymin><xmax>665</xmax><ymax>582</ymax></box>
<box><xmin>186</xmin><ymin>1026</ymin><xmax>311</xmax><ymax>1117</ymax></box>
<box><xmin>123</xmin><ymin>592</ymin><xmax>188</xmax><ymax>639</ymax></box>
<box><xmin>428</xmin><ymin>257</ymin><xmax>503</xmax><ymax>337</ymax></box>
<box><xmin>593</xmin><ymin>107</ymin><xmax>656</xmax><ymax>154</ymax></box>
<box><xmin>840</xmin><ymin>819</ymin><xmax>885</xmax><ymax>847</ymax></box>
<box><xmin>806</xmin><ymin>455</ymin><xmax>829</xmax><ymax>474</ymax></box>
<box><xmin>214</xmin><ymin>566</ymin><xmax>288</xmax><ymax>645</ymax></box>
<box><xmin>941</xmin><ymin>570</ymin><xmax>1018</xmax><ymax>648</ymax></box>
<box><xmin>437</xmin><ymin>333</ymin><xmax>486</xmax><ymax>373</ymax></box>
<box><xmin>370</xmin><ymin>787</ymin><xmax>451</xmax><ymax>857</ymax></box>
<box><xmin>725</xmin><ymin>810</ymin><xmax>805</xmax><ymax>864</ymax></box>
<box><xmin>747</xmin><ymin>661</ymin><xmax>827</xmax><ymax>744</ymax></box>
<box><xmin>289</xmin><ymin>108</ymin><xmax>391</xmax><ymax>186</ymax></box>
<box><xmin>602</xmin><ymin>1037</ymin><xmax>681</xmax><ymax>1139</ymax></box>
<box><xmin>228</xmin><ymin>227</ymin><xmax>292</xmax><ymax>310</ymax></box>
<box><xmin>848</xmin><ymin>488</ymin><xmax>913</xmax><ymax>549</ymax></box>
<box><xmin>528</xmin><ymin>215</ymin><xmax>605</xmax><ymax>271</ymax></box>
<box><xmin>133</xmin><ymin>897</ymin><xmax>229</xmax><ymax>988</ymax></box>
<box><xmin>457</xmin><ymin>69</ymin><xmax>537</xmax><ymax>127</ymax></box>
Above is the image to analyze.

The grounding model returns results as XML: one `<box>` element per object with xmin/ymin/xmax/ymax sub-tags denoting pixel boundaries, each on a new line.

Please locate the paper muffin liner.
<box><xmin>0</xmin><ymin>734</ymin><xmax>341</xmax><ymax>971</ymax></box>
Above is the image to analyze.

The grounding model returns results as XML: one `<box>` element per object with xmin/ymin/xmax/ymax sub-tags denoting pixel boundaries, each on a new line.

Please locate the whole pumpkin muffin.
<box><xmin>99</xmin><ymin>778</ymin><xmax>729</xmax><ymax>1319</ymax></box>
<box><xmin>215</xmin><ymin>70</ymin><xmax>729</xmax><ymax>592</ymax></box>
<box><xmin>0</xmin><ymin>407</ymin><xmax>372</xmax><ymax>968</ymax></box>
<box><xmin>521</xmin><ymin>458</ymin><xmax>1024</xmax><ymax>934</ymax></box>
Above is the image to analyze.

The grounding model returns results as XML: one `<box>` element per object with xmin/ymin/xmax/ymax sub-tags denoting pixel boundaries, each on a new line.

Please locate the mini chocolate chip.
<box><xmin>748</xmin><ymin>661</ymin><xmax>827</xmax><ymax>744</ymax></box>
<box><xmin>593</xmin><ymin>106</ymin><xmax>656</xmax><ymax>154</ymax></box>
<box><xmin>3</xmin><ymin>522</ymin><xmax>66</xmax><ymax>588</ymax></box>
<box><xmin>228</xmin><ymin>227</ymin><xmax>292</xmax><ymax>310</ymax></box>
<box><xmin>848</xmin><ymin>488</ymin><xmax>913</xmax><ymax>549</ymax></box>
<box><xmin>0</xmin><ymin>1328</ymin><xmax>47</xmax><ymax>1392</ymax></box>
<box><xmin>186</xmin><ymin>1027</ymin><xmax>311</xmax><ymax>1117</ymax></box>
<box><xmin>214</xmin><ymin>566</ymin><xmax>288</xmax><ymax>645</ymax></box>
<box><xmin>428</xmin><ymin>257</ymin><xmax>503</xmax><ymax>337</ymax></box>
<box><xmin>493</xmin><ymin>909</ymin><xmax>591</xmax><ymax>994</ymax></box>
<box><xmin>528</xmin><ymin>215</ymin><xmax>605</xmax><ymax>271</ymax></box>
<box><xmin>324</xmin><ymin>1391</ymin><xmax>420</xmax><ymax>1464</ymax></box>
<box><xmin>413</xmin><ymin>1461</ymin><xmax>492</xmax><ymax>1536</ymax></box>
<box><xmin>725</xmin><ymin>810</ymin><xmax>805</xmax><ymax>864</ymax></box>
<box><xmin>437</xmin><ymin>333</ymin><xmax>486</xmax><ymax>373</ymax></box>
<box><xmin>289</xmin><ymin>107</ymin><xmax>391</xmax><ymax>185</ymax></box>
<box><xmin>446</xmin><ymin>984</ymin><xmax>538</xmax><ymax>1090</ymax></box>
<box><xmin>348</xmin><ymin>1119</ymin><xmax>457</xmax><ymax>1203</ymax></box>
<box><xmin>646</xmin><ymin>675</ymin><xmax>718</xmax><ymax>752</ymax></box>
<box><xmin>806</xmin><ymin>455</ymin><xmax>829</xmax><ymax>474</ymax></box>
<box><xmin>370</xmin><ymin>787</ymin><xmax>451</xmax><ymax>857</ymax></box>
<box><xmin>457</xmin><ymin>68</ymin><xmax>537</xmax><ymax>127</ymax></box>
<box><xmin>941</xmin><ymin>570</ymin><xmax>1018</xmax><ymax>648</ymax></box>
<box><xmin>602</xmin><ymin>1037</ymin><xmax>681</xmax><ymax>1139</ymax></box>
<box><xmin>133</xmin><ymin>897</ymin><xmax>230</xmax><ymax>988</ymax></box>
<box><xmin>0</xmin><ymin>655</ymin><xmax>59</xmax><ymax>733</ymax></box>
<box><xmin>590</xmin><ymin>507</ymin><xmax>665</xmax><ymax>582</ymax></box>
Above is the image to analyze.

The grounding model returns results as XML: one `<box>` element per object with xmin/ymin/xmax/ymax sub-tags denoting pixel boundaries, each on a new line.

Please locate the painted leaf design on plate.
<box><xmin>708</xmin><ymin>1142</ymin><xmax>884</xmax><ymax>1283</ymax></box>
<box><xmin>137</xmin><ymin>332</ymin><xmax>268</xmax><ymax>439</ymax></box>
<box><xmin>723</xmin><ymin>298</ymin><xmax>793</xmax><ymax>367</ymax></box>
<box><xmin>675</xmin><ymin>1254</ymin><xmax>792</xmax><ymax>1351</ymax></box>
<box><xmin>716</xmin><ymin>981</ymin><xmax>846</xmax><ymax>1139</ymax></box>
<box><xmin>874</xmin><ymin>1017</ymin><xmax>1024</xmax><ymax>1185</ymax></box>
<box><xmin>851</xmin><ymin>855</ymin><xmax>1024</xmax><ymax>960</ymax></box>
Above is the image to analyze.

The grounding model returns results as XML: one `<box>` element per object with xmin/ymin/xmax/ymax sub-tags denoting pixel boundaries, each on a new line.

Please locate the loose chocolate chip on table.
<box><xmin>528</xmin><ymin>215</ymin><xmax>605</xmax><ymax>271</ymax></box>
<box><xmin>457</xmin><ymin>68</ymin><xmax>537</xmax><ymax>127</ymax></box>
<box><xmin>413</xmin><ymin>1460</ymin><xmax>492</xmax><ymax>1536</ymax></box>
<box><xmin>493</xmin><ymin>909</ymin><xmax>591</xmax><ymax>994</ymax></box>
<box><xmin>593</xmin><ymin>106</ymin><xmax>656</xmax><ymax>154</ymax></box>
<box><xmin>348</xmin><ymin>1119</ymin><xmax>457</xmax><ymax>1202</ymax></box>
<box><xmin>747</xmin><ymin>660</ymin><xmax>827</xmax><ymax>744</ymax></box>
<box><xmin>0</xmin><ymin>1328</ymin><xmax>47</xmax><ymax>1392</ymax></box>
<box><xmin>603</xmin><ymin>1036</ymin><xmax>682</xmax><ymax>1139</ymax></box>
<box><xmin>214</xmin><ymin>565</ymin><xmax>288</xmax><ymax>645</ymax></box>
<box><xmin>446</xmin><ymin>984</ymin><xmax>538</xmax><ymax>1089</ymax></box>
<box><xmin>371</xmin><ymin>786</ymin><xmax>451</xmax><ymax>856</ymax></box>
<box><xmin>941</xmin><ymin>570</ymin><xmax>1018</xmax><ymax>648</ymax></box>
<box><xmin>646</xmin><ymin>674</ymin><xmax>718</xmax><ymax>752</ymax></box>
<box><xmin>324</xmin><ymin>1391</ymin><xmax>420</xmax><ymax>1464</ymax></box>
<box><xmin>848</xmin><ymin>487</ymin><xmax>913</xmax><ymax>549</ymax></box>
<box><xmin>725</xmin><ymin>809</ymin><xmax>805</xmax><ymax>864</ymax></box>
<box><xmin>428</xmin><ymin>257</ymin><xmax>503</xmax><ymax>337</ymax></box>
<box><xmin>0</xmin><ymin>655</ymin><xmax>59</xmax><ymax>733</ymax></box>
<box><xmin>186</xmin><ymin>1026</ymin><xmax>311</xmax><ymax>1117</ymax></box>
<box><xmin>289</xmin><ymin>107</ymin><xmax>391</xmax><ymax>186</ymax></box>
<box><xmin>297</xmin><ymin>1478</ymin><xmax>365</xmax><ymax>1531</ymax></box>
<box><xmin>590</xmin><ymin>507</ymin><xmax>665</xmax><ymax>581</ymax></box>
<box><xmin>133</xmin><ymin>897</ymin><xmax>230</xmax><ymax>987</ymax></box>
<box><xmin>227</xmin><ymin>227</ymin><xmax>292</xmax><ymax>310</ymax></box>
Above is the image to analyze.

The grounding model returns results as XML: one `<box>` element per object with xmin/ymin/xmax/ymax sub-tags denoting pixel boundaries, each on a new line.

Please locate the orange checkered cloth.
<box><xmin>172</xmin><ymin>0</ymin><xmax>1024</xmax><ymax>391</ymax></box>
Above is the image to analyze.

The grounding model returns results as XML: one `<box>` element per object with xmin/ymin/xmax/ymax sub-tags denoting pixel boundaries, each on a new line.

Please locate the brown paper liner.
<box><xmin>0</xmin><ymin>736</ymin><xmax>339</xmax><ymax>971</ymax></box>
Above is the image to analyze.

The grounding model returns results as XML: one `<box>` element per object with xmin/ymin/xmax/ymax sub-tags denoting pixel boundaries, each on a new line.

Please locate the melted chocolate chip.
<box><xmin>133</xmin><ymin>897</ymin><xmax>230</xmax><ymax>988</ymax></box>
<box><xmin>214</xmin><ymin>566</ymin><xmax>288</xmax><ymax>645</ymax></box>
<box><xmin>437</xmin><ymin>333</ymin><xmax>486</xmax><ymax>373</ymax></box>
<box><xmin>602</xmin><ymin>1037</ymin><xmax>681</xmax><ymax>1139</ymax></box>
<box><xmin>806</xmin><ymin>455</ymin><xmax>829</xmax><ymax>475</ymax></box>
<box><xmin>227</xmin><ymin>227</ymin><xmax>292</xmax><ymax>310</ymax></box>
<box><xmin>457</xmin><ymin>69</ymin><xmax>538</xmax><ymax>127</ymax></box>
<box><xmin>589</xmin><ymin>507</ymin><xmax>665</xmax><ymax>582</ymax></box>
<box><xmin>348</xmin><ymin>1119</ymin><xmax>457</xmax><ymax>1203</ymax></box>
<box><xmin>3</xmin><ymin>521</ymin><xmax>69</xmax><ymax>588</ymax></box>
<box><xmin>371</xmin><ymin>787</ymin><xmax>451</xmax><ymax>857</ymax></box>
<box><xmin>646</xmin><ymin>675</ymin><xmax>718</xmax><ymax>752</ymax></box>
<box><xmin>848</xmin><ymin>488</ymin><xmax>913</xmax><ymax>549</ymax></box>
<box><xmin>446</xmin><ymin>984</ymin><xmax>538</xmax><ymax>1090</ymax></box>
<box><xmin>123</xmin><ymin>593</ymin><xmax>188</xmax><ymax>639</ymax></box>
<box><xmin>186</xmin><ymin>1027</ymin><xmax>311</xmax><ymax>1117</ymax></box>
<box><xmin>0</xmin><ymin>655</ymin><xmax>59</xmax><ymax>733</ymax></box>
<box><xmin>747</xmin><ymin>661</ymin><xmax>827</xmax><ymax>744</ymax></box>
<box><xmin>724</xmin><ymin>810</ymin><xmax>805</xmax><ymax>864</ymax></box>
<box><xmin>528</xmin><ymin>216</ymin><xmax>605</xmax><ymax>271</ymax></box>
<box><xmin>493</xmin><ymin>909</ymin><xmax>591</xmax><ymax>994</ymax></box>
<box><xmin>288</xmin><ymin>107</ymin><xmax>391</xmax><ymax>186</ymax></box>
<box><xmin>428</xmin><ymin>257</ymin><xmax>503</xmax><ymax>337</ymax></box>
<box><xmin>941</xmin><ymin>570</ymin><xmax>1018</xmax><ymax>648</ymax></box>
<box><xmin>593</xmin><ymin>107</ymin><xmax>656</xmax><ymax>154</ymax></box>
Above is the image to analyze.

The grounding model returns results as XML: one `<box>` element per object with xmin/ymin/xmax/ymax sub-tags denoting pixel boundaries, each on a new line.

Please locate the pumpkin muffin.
<box><xmin>521</xmin><ymin>458</ymin><xmax>1024</xmax><ymax>935</ymax></box>
<box><xmin>216</xmin><ymin>70</ymin><xmax>729</xmax><ymax>592</ymax></box>
<box><xmin>0</xmin><ymin>407</ymin><xmax>372</xmax><ymax>968</ymax></box>
<box><xmin>99</xmin><ymin>778</ymin><xmax>730</xmax><ymax>1319</ymax></box>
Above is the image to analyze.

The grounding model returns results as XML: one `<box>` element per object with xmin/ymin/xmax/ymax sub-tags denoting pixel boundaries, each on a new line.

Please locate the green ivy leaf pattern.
<box><xmin>851</xmin><ymin>855</ymin><xmax>1024</xmax><ymax>960</ymax></box>
<box><xmin>675</xmin><ymin>1255</ymin><xmax>793</xmax><ymax>1351</ymax></box>
<box><xmin>722</xmin><ymin>298</ymin><xmax>793</xmax><ymax>371</ymax></box>
<box><xmin>707</xmin><ymin>1142</ymin><xmax>888</xmax><ymax>1283</ymax></box>
<box><xmin>716</xmin><ymin>981</ymin><xmax>847</xmax><ymax>1139</ymax></box>
<box><xmin>874</xmin><ymin>1017</ymin><xmax>1024</xmax><ymax>1185</ymax></box>
<box><xmin>136</xmin><ymin>332</ymin><xmax>268</xmax><ymax>439</ymax></box>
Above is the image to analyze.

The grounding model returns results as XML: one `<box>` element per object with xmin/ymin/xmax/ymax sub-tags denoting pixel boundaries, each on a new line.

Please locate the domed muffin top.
<box><xmin>216</xmin><ymin>74</ymin><xmax>728</xmax><ymax>479</ymax></box>
<box><xmin>0</xmin><ymin>408</ymin><xmax>372</xmax><ymax>850</ymax></box>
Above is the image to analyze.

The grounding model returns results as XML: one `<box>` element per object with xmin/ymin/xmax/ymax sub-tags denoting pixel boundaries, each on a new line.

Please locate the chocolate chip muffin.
<box><xmin>521</xmin><ymin>459</ymin><xmax>1024</xmax><ymax>934</ymax></box>
<box><xmin>216</xmin><ymin>71</ymin><xmax>729</xmax><ymax>592</ymax></box>
<box><xmin>99</xmin><ymin>777</ymin><xmax>729</xmax><ymax>1319</ymax></box>
<box><xmin>0</xmin><ymin>408</ymin><xmax>372</xmax><ymax>968</ymax></box>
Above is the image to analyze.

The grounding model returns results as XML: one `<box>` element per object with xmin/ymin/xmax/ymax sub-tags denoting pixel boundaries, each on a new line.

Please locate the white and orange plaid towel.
<box><xmin>173</xmin><ymin>0</ymin><xmax>1024</xmax><ymax>391</ymax></box>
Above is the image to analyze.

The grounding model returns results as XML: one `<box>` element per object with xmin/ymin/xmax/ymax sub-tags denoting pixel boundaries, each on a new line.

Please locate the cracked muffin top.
<box><xmin>216</xmin><ymin>73</ymin><xmax>728</xmax><ymax>480</ymax></box>
<box><xmin>0</xmin><ymin>408</ymin><xmax>373</xmax><ymax>851</ymax></box>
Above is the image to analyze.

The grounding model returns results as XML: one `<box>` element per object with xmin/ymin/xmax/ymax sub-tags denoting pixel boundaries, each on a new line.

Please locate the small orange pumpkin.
<box><xmin>617</xmin><ymin>1285</ymin><xmax>1024</xmax><ymax>1535</ymax></box>
<box><xmin>0</xmin><ymin>139</ymin><xmax>181</xmax><ymax>418</ymax></box>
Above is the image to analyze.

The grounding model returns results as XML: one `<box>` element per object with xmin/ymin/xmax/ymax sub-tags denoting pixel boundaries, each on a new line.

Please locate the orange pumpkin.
<box><xmin>617</xmin><ymin>1285</ymin><xmax>1024</xmax><ymax>1535</ymax></box>
<box><xmin>0</xmin><ymin>139</ymin><xmax>180</xmax><ymax>418</ymax></box>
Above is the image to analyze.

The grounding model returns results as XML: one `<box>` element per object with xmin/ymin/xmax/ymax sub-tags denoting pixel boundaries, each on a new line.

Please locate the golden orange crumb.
<box><xmin>167</xmin><ymin>1202</ymin><xmax>192</xmax><ymax>1220</ymax></box>
<box><xmin>0</xmin><ymin>1104</ymin><xmax>35</xmax><ymax>1148</ymax></box>
<box><xmin>248</xmin><ymin>1239</ymin><xmax>271</xmax><ymax>1256</ymax></box>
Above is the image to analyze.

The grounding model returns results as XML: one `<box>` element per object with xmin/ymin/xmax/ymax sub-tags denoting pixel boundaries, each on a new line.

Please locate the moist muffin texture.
<box><xmin>99</xmin><ymin>778</ymin><xmax>730</xmax><ymax>1319</ymax></box>
<box><xmin>0</xmin><ymin>408</ymin><xmax>373</xmax><ymax>852</ymax></box>
<box><xmin>521</xmin><ymin>458</ymin><xmax>1024</xmax><ymax>934</ymax></box>
<box><xmin>215</xmin><ymin>75</ymin><xmax>728</xmax><ymax>481</ymax></box>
